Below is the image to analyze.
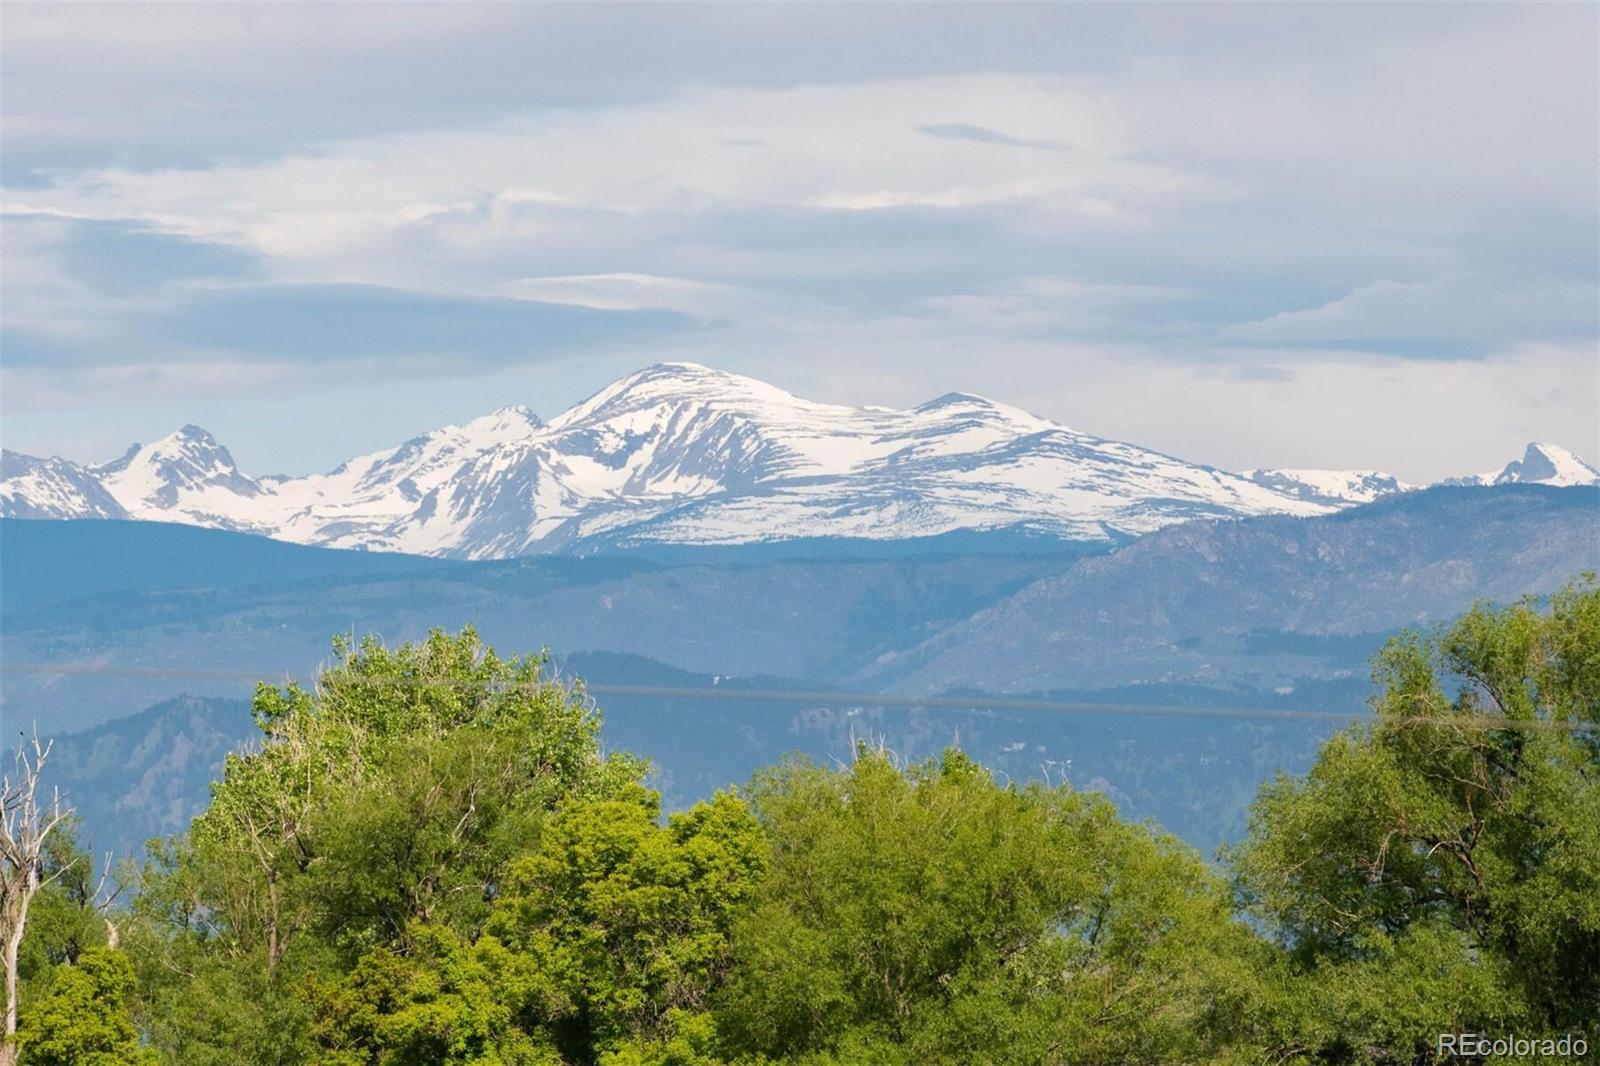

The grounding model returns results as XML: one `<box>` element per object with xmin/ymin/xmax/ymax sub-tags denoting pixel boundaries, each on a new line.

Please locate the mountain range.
<box><xmin>6</xmin><ymin>363</ymin><xmax>1593</xmax><ymax>559</ymax></box>
<box><xmin>10</xmin><ymin>483</ymin><xmax>1594</xmax><ymax>854</ymax></box>
<box><xmin>6</xmin><ymin>483</ymin><xmax>1594</xmax><ymax>736</ymax></box>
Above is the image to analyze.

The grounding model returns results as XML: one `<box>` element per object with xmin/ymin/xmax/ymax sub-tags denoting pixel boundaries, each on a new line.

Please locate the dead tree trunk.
<box><xmin>0</xmin><ymin>735</ymin><xmax>69</xmax><ymax>1066</ymax></box>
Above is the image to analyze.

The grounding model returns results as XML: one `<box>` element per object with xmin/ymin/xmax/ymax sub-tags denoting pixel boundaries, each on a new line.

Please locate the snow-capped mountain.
<box><xmin>0</xmin><ymin>451</ymin><xmax>129</xmax><ymax>521</ymax></box>
<box><xmin>1239</xmin><ymin>442</ymin><xmax>1599</xmax><ymax>506</ymax></box>
<box><xmin>2</xmin><ymin>364</ymin><xmax>1590</xmax><ymax>559</ymax></box>
<box><xmin>1238</xmin><ymin>468</ymin><xmax>1410</xmax><ymax>507</ymax></box>
<box><xmin>95</xmin><ymin>426</ymin><xmax>270</xmax><ymax>527</ymax></box>
<box><xmin>1441</xmin><ymin>442</ymin><xmax>1600</xmax><ymax>489</ymax></box>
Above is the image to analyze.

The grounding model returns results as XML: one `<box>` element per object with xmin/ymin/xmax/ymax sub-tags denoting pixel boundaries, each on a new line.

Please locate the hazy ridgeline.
<box><xmin>7</xmin><ymin>484</ymin><xmax>1595</xmax><ymax>862</ymax></box>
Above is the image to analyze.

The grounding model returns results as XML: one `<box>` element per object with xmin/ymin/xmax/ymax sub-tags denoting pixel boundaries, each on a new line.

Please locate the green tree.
<box><xmin>716</xmin><ymin>749</ymin><xmax>1272</xmax><ymax>1064</ymax></box>
<box><xmin>15</xmin><ymin>946</ymin><xmax>155</xmax><ymax>1066</ymax></box>
<box><xmin>11</xmin><ymin>826</ymin><xmax>136</xmax><ymax>1066</ymax></box>
<box><xmin>1230</xmin><ymin>578</ymin><xmax>1600</xmax><ymax>1060</ymax></box>
<box><xmin>306</xmin><ymin>925</ymin><xmax>559</xmax><ymax>1066</ymax></box>
<box><xmin>15</xmin><ymin>822</ymin><xmax>109</xmax><ymax>984</ymax></box>
<box><xmin>110</xmin><ymin>584</ymin><xmax>1600</xmax><ymax>1064</ymax></box>
<box><xmin>309</xmin><ymin>786</ymin><xmax>766</xmax><ymax>1065</ymax></box>
<box><xmin>128</xmin><ymin>628</ymin><xmax>640</xmax><ymax>1065</ymax></box>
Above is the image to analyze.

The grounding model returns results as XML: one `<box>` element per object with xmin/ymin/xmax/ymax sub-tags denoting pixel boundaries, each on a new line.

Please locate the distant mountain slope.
<box><xmin>1</xmin><ymin>363</ymin><xmax>1334</xmax><ymax>557</ymax></box>
<box><xmin>1238</xmin><ymin>442</ymin><xmax>1598</xmax><ymax>506</ymax></box>
<box><xmin>39</xmin><ymin>695</ymin><xmax>256</xmax><ymax>859</ymax></box>
<box><xmin>1442</xmin><ymin>442</ymin><xmax>1600</xmax><ymax>488</ymax></box>
<box><xmin>43</xmin><ymin>660</ymin><xmax>1333</xmax><ymax>859</ymax></box>
<box><xmin>1238</xmin><ymin>468</ymin><xmax>1410</xmax><ymax>506</ymax></box>
<box><xmin>4</xmin><ymin>485</ymin><xmax>1592</xmax><ymax>735</ymax></box>
<box><xmin>864</xmin><ymin>485</ymin><xmax>1600</xmax><ymax>695</ymax></box>
<box><xmin>17</xmin><ymin>488</ymin><xmax>1594</xmax><ymax>854</ymax></box>
<box><xmin>1</xmin><ymin>523</ymin><xmax>1075</xmax><ymax>733</ymax></box>
<box><xmin>0</xmin><ymin>518</ymin><xmax>452</xmax><ymax>614</ymax></box>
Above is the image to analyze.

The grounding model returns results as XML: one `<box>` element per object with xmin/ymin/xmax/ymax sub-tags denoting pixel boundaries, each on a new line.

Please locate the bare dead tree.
<box><xmin>0</xmin><ymin>733</ymin><xmax>70</xmax><ymax>1066</ymax></box>
<box><xmin>92</xmin><ymin>854</ymin><xmax>130</xmax><ymax>950</ymax></box>
<box><xmin>48</xmin><ymin>842</ymin><xmax>131</xmax><ymax>954</ymax></box>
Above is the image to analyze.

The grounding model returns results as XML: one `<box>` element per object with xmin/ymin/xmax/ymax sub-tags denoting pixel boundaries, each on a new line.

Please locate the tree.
<box><xmin>108</xmin><ymin>586</ymin><xmax>1600</xmax><ymax>1063</ymax></box>
<box><xmin>309</xmin><ymin>785</ymin><xmax>767</xmax><ymax>1065</ymax></box>
<box><xmin>1230</xmin><ymin>577</ymin><xmax>1600</xmax><ymax>1059</ymax></box>
<box><xmin>305</xmin><ymin>925</ymin><xmax>559</xmax><ymax>1066</ymax></box>
<box><xmin>0</xmin><ymin>735</ymin><xmax>70</xmax><ymax>1066</ymax></box>
<box><xmin>128</xmin><ymin>628</ymin><xmax>642</xmax><ymax>1064</ymax></box>
<box><xmin>487</xmin><ymin>785</ymin><xmax>765</xmax><ymax>1061</ymax></box>
<box><xmin>14</xmin><ymin>946</ymin><xmax>156</xmax><ymax>1066</ymax></box>
<box><xmin>716</xmin><ymin>748</ymin><xmax>1272</xmax><ymax>1064</ymax></box>
<box><xmin>15</xmin><ymin>822</ymin><xmax>108</xmax><ymax>977</ymax></box>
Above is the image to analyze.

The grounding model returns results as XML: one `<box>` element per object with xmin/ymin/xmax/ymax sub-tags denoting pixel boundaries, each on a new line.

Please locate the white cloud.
<box><xmin>1</xmin><ymin>6</ymin><xmax>1593</xmax><ymax>479</ymax></box>
<box><xmin>503</xmin><ymin>273</ymin><xmax>787</xmax><ymax>320</ymax></box>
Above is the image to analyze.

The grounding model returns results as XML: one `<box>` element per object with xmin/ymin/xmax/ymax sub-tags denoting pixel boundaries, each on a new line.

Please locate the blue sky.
<box><xmin>2</xmin><ymin>3</ymin><xmax>1595</xmax><ymax>481</ymax></box>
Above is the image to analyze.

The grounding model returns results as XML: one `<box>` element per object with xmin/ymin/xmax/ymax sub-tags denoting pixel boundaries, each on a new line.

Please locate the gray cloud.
<box><xmin>1222</xmin><ymin>278</ymin><xmax>1599</xmax><ymax>359</ymax></box>
<box><xmin>918</xmin><ymin>123</ymin><xmax>1066</xmax><ymax>151</ymax></box>
<box><xmin>7</xmin><ymin>213</ymin><xmax>260</xmax><ymax>294</ymax></box>
<box><xmin>165</xmin><ymin>284</ymin><xmax>697</xmax><ymax>362</ymax></box>
<box><xmin>1</xmin><ymin>4</ymin><xmax>1594</xmax><ymax>480</ymax></box>
<box><xmin>2</xmin><ymin>5</ymin><xmax>1561</xmax><ymax>178</ymax></box>
<box><xmin>3</xmin><ymin>282</ymin><xmax>696</xmax><ymax>368</ymax></box>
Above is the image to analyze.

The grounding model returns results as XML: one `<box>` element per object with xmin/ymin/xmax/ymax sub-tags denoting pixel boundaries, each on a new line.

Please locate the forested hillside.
<box><xmin>8</xmin><ymin>580</ymin><xmax>1597</xmax><ymax>1064</ymax></box>
<box><xmin>42</xmin><ymin>668</ymin><xmax>1337</xmax><ymax>861</ymax></box>
<box><xmin>5</xmin><ymin>486</ymin><xmax>1593</xmax><ymax>738</ymax></box>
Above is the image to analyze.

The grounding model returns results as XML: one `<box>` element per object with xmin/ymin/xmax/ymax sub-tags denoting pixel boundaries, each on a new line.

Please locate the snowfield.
<box><xmin>3</xmin><ymin>363</ymin><xmax>1594</xmax><ymax>559</ymax></box>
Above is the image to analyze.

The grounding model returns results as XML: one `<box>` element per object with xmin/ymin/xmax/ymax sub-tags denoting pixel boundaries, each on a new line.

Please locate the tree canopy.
<box><xmin>1230</xmin><ymin>578</ymin><xmax>1600</xmax><ymax>1059</ymax></box>
<box><xmin>10</xmin><ymin>579</ymin><xmax>1598</xmax><ymax>1064</ymax></box>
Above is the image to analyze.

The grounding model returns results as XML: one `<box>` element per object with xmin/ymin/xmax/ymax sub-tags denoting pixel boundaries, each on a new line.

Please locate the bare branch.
<box><xmin>1</xmin><ymin>727</ymin><xmax>74</xmax><ymax>1055</ymax></box>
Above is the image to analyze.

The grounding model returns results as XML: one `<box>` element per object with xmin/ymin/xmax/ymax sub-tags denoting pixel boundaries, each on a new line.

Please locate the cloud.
<box><xmin>2</xmin><ymin>5</ymin><xmax>1417</xmax><ymax>176</ymax></box>
<box><xmin>1</xmin><ymin>7</ymin><xmax>1593</xmax><ymax>479</ymax></box>
<box><xmin>921</xmin><ymin>277</ymin><xmax>1201</xmax><ymax>340</ymax></box>
<box><xmin>1223</xmin><ymin>278</ymin><xmax>1598</xmax><ymax>357</ymax></box>
<box><xmin>4</xmin><ymin>211</ymin><xmax>260</xmax><ymax>295</ymax></box>
<box><xmin>504</xmin><ymin>273</ymin><xmax>783</xmax><ymax>320</ymax></box>
<box><xmin>3</xmin><ymin>282</ymin><xmax>696</xmax><ymax>369</ymax></box>
<box><xmin>167</xmin><ymin>284</ymin><xmax>697</xmax><ymax>362</ymax></box>
<box><xmin>918</xmin><ymin>123</ymin><xmax>1067</xmax><ymax>151</ymax></box>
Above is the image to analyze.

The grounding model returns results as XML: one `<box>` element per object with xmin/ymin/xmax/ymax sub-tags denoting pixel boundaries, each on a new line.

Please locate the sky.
<box><xmin>2</xmin><ymin>3</ymin><xmax>1596</xmax><ymax>482</ymax></box>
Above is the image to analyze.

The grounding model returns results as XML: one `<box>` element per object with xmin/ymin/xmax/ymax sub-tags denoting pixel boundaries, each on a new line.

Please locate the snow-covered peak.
<box><xmin>458</xmin><ymin>404</ymin><xmax>543</xmax><ymax>441</ymax></box>
<box><xmin>1442</xmin><ymin>442</ymin><xmax>1600</xmax><ymax>488</ymax></box>
<box><xmin>100</xmin><ymin>424</ymin><xmax>230</xmax><ymax>471</ymax></box>
<box><xmin>1238</xmin><ymin>468</ymin><xmax>1409</xmax><ymax>507</ymax></box>
<box><xmin>917</xmin><ymin>391</ymin><xmax>994</xmax><ymax>412</ymax></box>
<box><xmin>3</xmin><ymin>364</ymin><xmax>1479</xmax><ymax>558</ymax></box>
<box><xmin>548</xmin><ymin>362</ymin><xmax>832</xmax><ymax>432</ymax></box>
<box><xmin>0</xmin><ymin>450</ymin><xmax>128</xmax><ymax>520</ymax></box>
<box><xmin>1493</xmin><ymin>442</ymin><xmax>1599</xmax><ymax>487</ymax></box>
<box><xmin>96</xmin><ymin>424</ymin><xmax>266</xmax><ymax>517</ymax></box>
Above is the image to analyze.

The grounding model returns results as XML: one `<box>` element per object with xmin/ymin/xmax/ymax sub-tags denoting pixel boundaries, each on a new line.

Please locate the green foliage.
<box><xmin>488</xmin><ymin>786</ymin><xmax>764</xmax><ymax>1058</ymax></box>
<box><xmin>15</xmin><ymin>946</ymin><xmax>156</xmax><ymax>1066</ymax></box>
<box><xmin>311</xmin><ymin>785</ymin><xmax>766</xmax><ymax>1065</ymax></box>
<box><xmin>15</xmin><ymin>822</ymin><xmax>108</xmax><ymax>982</ymax></box>
<box><xmin>306</xmin><ymin>926</ymin><xmax>559</xmax><ymax>1066</ymax></box>
<box><xmin>124</xmin><ymin>930</ymin><xmax>328</xmax><ymax>1066</ymax></box>
<box><xmin>718</xmin><ymin>747</ymin><xmax>1271</xmax><ymax>1064</ymax></box>
<box><xmin>77</xmin><ymin>585</ymin><xmax>1598</xmax><ymax>1064</ymax></box>
<box><xmin>10</xmin><ymin>824</ymin><xmax>156</xmax><ymax>1066</ymax></box>
<box><xmin>125</xmin><ymin>628</ymin><xmax>641</xmax><ymax>1064</ymax></box>
<box><xmin>1230</xmin><ymin>576</ymin><xmax>1600</xmax><ymax>1059</ymax></box>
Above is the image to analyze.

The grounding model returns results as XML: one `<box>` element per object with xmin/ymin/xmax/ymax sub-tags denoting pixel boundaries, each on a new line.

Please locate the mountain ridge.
<box><xmin>3</xmin><ymin>363</ymin><xmax>1594</xmax><ymax>558</ymax></box>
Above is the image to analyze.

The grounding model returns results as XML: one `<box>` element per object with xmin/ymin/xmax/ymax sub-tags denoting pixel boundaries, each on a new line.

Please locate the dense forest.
<box><xmin>5</xmin><ymin>580</ymin><xmax>1597</xmax><ymax>1065</ymax></box>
